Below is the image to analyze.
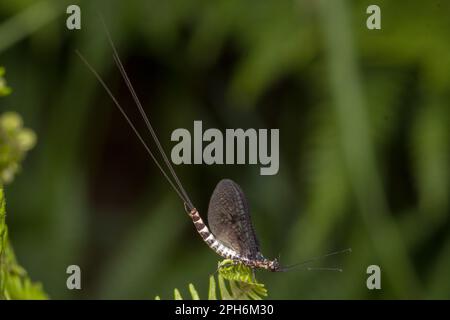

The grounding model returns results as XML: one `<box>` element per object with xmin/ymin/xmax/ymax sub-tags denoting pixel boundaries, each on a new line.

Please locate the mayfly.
<box><xmin>76</xmin><ymin>19</ymin><xmax>350</xmax><ymax>273</ymax></box>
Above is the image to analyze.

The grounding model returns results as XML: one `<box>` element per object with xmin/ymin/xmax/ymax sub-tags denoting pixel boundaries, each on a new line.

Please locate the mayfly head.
<box><xmin>267</xmin><ymin>258</ymin><xmax>281</xmax><ymax>272</ymax></box>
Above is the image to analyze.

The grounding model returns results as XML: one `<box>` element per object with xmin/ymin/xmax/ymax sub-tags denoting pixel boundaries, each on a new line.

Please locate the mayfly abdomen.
<box><xmin>188</xmin><ymin>207</ymin><xmax>243</xmax><ymax>261</ymax></box>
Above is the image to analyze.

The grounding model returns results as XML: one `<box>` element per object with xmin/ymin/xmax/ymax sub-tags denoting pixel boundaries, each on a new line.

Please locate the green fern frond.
<box><xmin>217</xmin><ymin>259</ymin><xmax>267</xmax><ymax>299</ymax></box>
<box><xmin>0</xmin><ymin>188</ymin><xmax>47</xmax><ymax>300</ymax></box>
<box><xmin>155</xmin><ymin>259</ymin><xmax>267</xmax><ymax>300</ymax></box>
<box><xmin>0</xmin><ymin>78</ymin><xmax>45</xmax><ymax>299</ymax></box>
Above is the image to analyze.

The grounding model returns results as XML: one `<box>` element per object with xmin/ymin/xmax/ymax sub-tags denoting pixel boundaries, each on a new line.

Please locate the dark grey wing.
<box><xmin>207</xmin><ymin>179</ymin><xmax>260</xmax><ymax>260</ymax></box>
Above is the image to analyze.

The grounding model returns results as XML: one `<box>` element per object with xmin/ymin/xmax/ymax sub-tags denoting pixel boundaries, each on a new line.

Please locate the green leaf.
<box><xmin>155</xmin><ymin>259</ymin><xmax>268</xmax><ymax>300</ymax></box>
<box><xmin>217</xmin><ymin>275</ymin><xmax>232</xmax><ymax>300</ymax></box>
<box><xmin>174</xmin><ymin>288</ymin><xmax>183</xmax><ymax>300</ymax></box>
<box><xmin>208</xmin><ymin>275</ymin><xmax>216</xmax><ymax>300</ymax></box>
<box><xmin>0</xmin><ymin>65</ymin><xmax>46</xmax><ymax>300</ymax></box>
<box><xmin>189</xmin><ymin>283</ymin><xmax>200</xmax><ymax>300</ymax></box>
<box><xmin>0</xmin><ymin>133</ymin><xmax>47</xmax><ymax>299</ymax></box>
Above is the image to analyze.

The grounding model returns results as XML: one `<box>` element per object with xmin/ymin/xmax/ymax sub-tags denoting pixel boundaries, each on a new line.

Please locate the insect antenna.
<box><xmin>278</xmin><ymin>248</ymin><xmax>352</xmax><ymax>272</ymax></box>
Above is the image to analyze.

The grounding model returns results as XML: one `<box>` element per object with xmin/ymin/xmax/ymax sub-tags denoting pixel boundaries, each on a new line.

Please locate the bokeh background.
<box><xmin>0</xmin><ymin>0</ymin><xmax>449</xmax><ymax>299</ymax></box>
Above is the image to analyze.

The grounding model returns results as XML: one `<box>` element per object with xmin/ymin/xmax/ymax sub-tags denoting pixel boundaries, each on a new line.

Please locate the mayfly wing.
<box><xmin>207</xmin><ymin>179</ymin><xmax>260</xmax><ymax>260</ymax></box>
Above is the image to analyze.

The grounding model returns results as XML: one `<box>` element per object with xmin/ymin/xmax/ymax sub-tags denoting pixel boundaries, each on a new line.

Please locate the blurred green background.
<box><xmin>0</xmin><ymin>0</ymin><xmax>449</xmax><ymax>299</ymax></box>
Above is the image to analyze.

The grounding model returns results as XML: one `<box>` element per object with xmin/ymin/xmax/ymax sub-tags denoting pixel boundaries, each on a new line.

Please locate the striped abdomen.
<box><xmin>189</xmin><ymin>208</ymin><xmax>250</xmax><ymax>263</ymax></box>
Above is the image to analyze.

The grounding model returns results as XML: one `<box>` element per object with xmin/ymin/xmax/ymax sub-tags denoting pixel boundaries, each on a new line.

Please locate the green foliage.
<box><xmin>0</xmin><ymin>188</ymin><xmax>47</xmax><ymax>299</ymax></box>
<box><xmin>0</xmin><ymin>112</ymin><xmax>37</xmax><ymax>184</ymax></box>
<box><xmin>155</xmin><ymin>260</ymin><xmax>267</xmax><ymax>300</ymax></box>
<box><xmin>0</xmin><ymin>1</ymin><xmax>449</xmax><ymax>299</ymax></box>
<box><xmin>0</xmin><ymin>67</ymin><xmax>12</xmax><ymax>97</ymax></box>
<box><xmin>216</xmin><ymin>260</ymin><xmax>267</xmax><ymax>300</ymax></box>
<box><xmin>0</xmin><ymin>68</ymin><xmax>46</xmax><ymax>300</ymax></box>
